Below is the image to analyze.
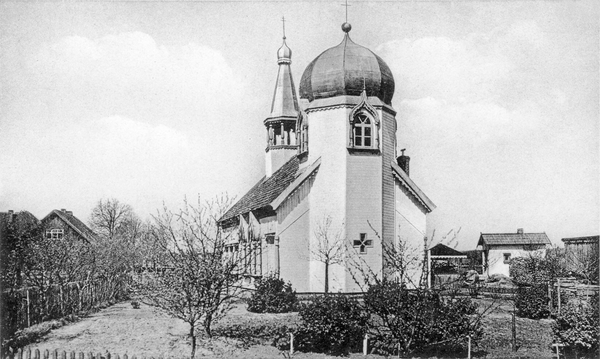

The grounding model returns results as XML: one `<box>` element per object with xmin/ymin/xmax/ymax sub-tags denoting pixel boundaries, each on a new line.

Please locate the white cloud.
<box><xmin>27</xmin><ymin>32</ymin><xmax>244</xmax><ymax>130</ymax></box>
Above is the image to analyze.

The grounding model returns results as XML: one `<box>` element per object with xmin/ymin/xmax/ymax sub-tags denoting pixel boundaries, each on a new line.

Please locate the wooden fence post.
<box><xmin>468</xmin><ymin>335</ymin><xmax>472</xmax><ymax>359</ymax></box>
<box><xmin>26</xmin><ymin>289</ymin><xmax>31</xmax><ymax>328</ymax></box>
<box><xmin>289</xmin><ymin>332</ymin><xmax>294</xmax><ymax>356</ymax></box>
<box><xmin>77</xmin><ymin>283</ymin><xmax>81</xmax><ymax>312</ymax></box>
<box><xmin>60</xmin><ymin>286</ymin><xmax>64</xmax><ymax>316</ymax></box>
<box><xmin>557</xmin><ymin>278</ymin><xmax>561</xmax><ymax>314</ymax></box>
<box><xmin>363</xmin><ymin>334</ymin><xmax>369</xmax><ymax>355</ymax></box>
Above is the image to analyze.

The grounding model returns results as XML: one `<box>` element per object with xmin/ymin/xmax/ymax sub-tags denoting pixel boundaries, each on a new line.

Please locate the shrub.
<box><xmin>554</xmin><ymin>295</ymin><xmax>599</xmax><ymax>356</ymax></box>
<box><xmin>294</xmin><ymin>295</ymin><xmax>368</xmax><ymax>355</ymax></box>
<box><xmin>247</xmin><ymin>276</ymin><xmax>297</xmax><ymax>313</ymax></box>
<box><xmin>515</xmin><ymin>284</ymin><xmax>549</xmax><ymax>319</ymax></box>
<box><xmin>510</xmin><ymin>254</ymin><xmax>565</xmax><ymax>285</ymax></box>
<box><xmin>364</xmin><ymin>281</ymin><xmax>481</xmax><ymax>356</ymax></box>
<box><xmin>213</xmin><ymin>321</ymin><xmax>295</xmax><ymax>348</ymax></box>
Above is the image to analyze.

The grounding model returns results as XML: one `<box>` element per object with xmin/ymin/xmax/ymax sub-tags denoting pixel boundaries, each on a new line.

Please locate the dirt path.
<box><xmin>24</xmin><ymin>301</ymin><xmax>324</xmax><ymax>359</ymax></box>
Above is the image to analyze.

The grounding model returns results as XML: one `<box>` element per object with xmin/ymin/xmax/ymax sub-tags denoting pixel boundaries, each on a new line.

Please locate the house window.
<box><xmin>353</xmin><ymin>233</ymin><xmax>373</xmax><ymax>254</ymax></box>
<box><xmin>46</xmin><ymin>228</ymin><xmax>64</xmax><ymax>239</ymax></box>
<box><xmin>266</xmin><ymin>234</ymin><xmax>275</xmax><ymax>245</ymax></box>
<box><xmin>503</xmin><ymin>253</ymin><xmax>511</xmax><ymax>264</ymax></box>
<box><xmin>353</xmin><ymin>113</ymin><xmax>372</xmax><ymax>148</ymax></box>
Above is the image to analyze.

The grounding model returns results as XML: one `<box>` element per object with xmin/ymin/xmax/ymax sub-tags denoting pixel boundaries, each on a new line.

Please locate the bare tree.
<box><xmin>137</xmin><ymin>195</ymin><xmax>247</xmax><ymax>359</ymax></box>
<box><xmin>89</xmin><ymin>198</ymin><xmax>142</xmax><ymax>241</ymax></box>
<box><xmin>310</xmin><ymin>215</ymin><xmax>347</xmax><ymax>293</ymax></box>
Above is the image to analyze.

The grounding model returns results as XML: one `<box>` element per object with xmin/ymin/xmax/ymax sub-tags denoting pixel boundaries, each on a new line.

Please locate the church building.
<box><xmin>219</xmin><ymin>21</ymin><xmax>435</xmax><ymax>293</ymax></box>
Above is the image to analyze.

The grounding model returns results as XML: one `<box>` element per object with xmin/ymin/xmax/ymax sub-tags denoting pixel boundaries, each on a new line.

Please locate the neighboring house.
<box><xmin>477</xmin><ymin>229</ymin><xmax>551</xmax><ymax>277</ymax></box>
<box><xmin>561</xmin><ymin>235</ymin><xmax>599</xmax><ymax>280</ymax></box>
<box><xmin>218</xmin><ymin>21</ymin><xmax>435</xmax><ymax>292</ymax></box>
<box><xmin>41</xmin><ymin>209</ymin><xmax>97</xmax><ymax>243</ymax></box>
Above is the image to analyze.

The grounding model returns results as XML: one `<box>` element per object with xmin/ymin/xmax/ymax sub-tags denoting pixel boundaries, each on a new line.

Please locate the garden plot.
<box><xmin>24</xmin><ymin>298</ymin><xmax>558</xmax><ymax>359</ymax></box>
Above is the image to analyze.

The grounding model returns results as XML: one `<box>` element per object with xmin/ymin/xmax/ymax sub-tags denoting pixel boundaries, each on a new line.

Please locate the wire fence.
<box><xmin>2</xmin><ymin>278</ymin><xmax>127</xmax><ymax>339</ymax></box>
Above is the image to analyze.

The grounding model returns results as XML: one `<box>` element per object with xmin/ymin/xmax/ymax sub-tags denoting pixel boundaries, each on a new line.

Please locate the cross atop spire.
<box><xmin>341</xmin><ymin>0</ymin><xmax>352</xmax><ymax>33</ymax></box>
<box><xmin>281</xmin><ymin>16</ymin><xmax>286</xmax><ymax>40</ymax></box>
<box><xmin>341</xmin><ymin>0</ymin><xmax>350</xmax><ymax>23</ymax></box>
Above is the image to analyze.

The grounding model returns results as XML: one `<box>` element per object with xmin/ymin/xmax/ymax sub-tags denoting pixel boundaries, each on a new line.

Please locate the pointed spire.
<box><xmin>267</xmin><ymin>21</ymin><xmax>298</xmax><ymax>122</ymax></box>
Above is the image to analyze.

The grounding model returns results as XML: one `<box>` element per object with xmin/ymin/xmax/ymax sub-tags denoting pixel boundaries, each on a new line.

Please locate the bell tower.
<box><xmin>265</xmin><ymin>19</ymin><xmax>299</xmax><ymax>177</ymax></box>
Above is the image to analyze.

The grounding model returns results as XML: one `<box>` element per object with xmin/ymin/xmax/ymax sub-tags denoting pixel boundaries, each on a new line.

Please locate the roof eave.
<box><xmin>391</xmin><ymin>161</ymin><xmax>436</xmax><ymax>213</ymax></box>
<box><xmin>271</xmin><ymin>157</ymin><xmax>321</xmax><ymax>210</ymax></box>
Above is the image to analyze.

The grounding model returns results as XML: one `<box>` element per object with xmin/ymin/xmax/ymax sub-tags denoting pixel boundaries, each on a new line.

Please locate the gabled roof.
<box><xmin>430</xmin><ymin>243</ymin><xmax>466</xmax><ymax>258</ymax></box>
<box><xmin>478</xmin><ymin>232</ymin><xmax>551</xmax><ymax>247</ymax></box>
<box><xmin>42</xmin><ymin>209</ymin><xmax>98</xmax><ymax>243</ymax></box>
<box><xmin>220</xmin><ymin>156</ymin><xmax>301</xmax><ymax>222</ymax></box>
<box><xmin>390</xmin><ymin>161</ymin><xmax>435</xmax><ymax>213</ymax></box>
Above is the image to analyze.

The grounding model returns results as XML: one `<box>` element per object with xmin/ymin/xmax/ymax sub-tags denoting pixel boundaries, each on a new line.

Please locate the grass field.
<box><xmin>23</xmin><ymin>298</ymin><xmax>558</xmax><ymax>359</ymax></box>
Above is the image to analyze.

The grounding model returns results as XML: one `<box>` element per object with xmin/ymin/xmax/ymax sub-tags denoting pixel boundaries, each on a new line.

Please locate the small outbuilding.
<box><xmin>427</xmin><ymin>243</ymin><xmax>467</xmax><ymax>288</ymax></box>
<box><xmin>477</xmin><ymin>228</ymin><xmax>551</xmax><ymax>277</ymax></box>
<box><xmin>561</xmin><ymin>235</ymin><xmax>599</xmax><ymax>281</ymax></box>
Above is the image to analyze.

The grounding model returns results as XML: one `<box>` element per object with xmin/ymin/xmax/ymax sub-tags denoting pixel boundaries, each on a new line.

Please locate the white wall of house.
<box><xmin>276</xmin><ymin>176</ymin><xmax>313</xmax><ymax>292</ymax></box>
<box><xmin>486</xmin><ymin>245</ymin><xmax>547</xmax><ymax>277</ymax></box>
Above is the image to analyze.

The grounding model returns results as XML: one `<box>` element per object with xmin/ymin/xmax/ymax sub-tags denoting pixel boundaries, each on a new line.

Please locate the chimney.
<box><xmin>517</xmin><ymin>228</ymin><xmax>524</xmax><ymax>234</ymax></box>
<box><xmin>396</xmin><ymin>149</ymin><xmax>410</xmax><ymax>176</ymax></box>
<box><xmin>61</xmin><ymin>208</ymin><xmax>66</xmax><ymax>213</ymax></box>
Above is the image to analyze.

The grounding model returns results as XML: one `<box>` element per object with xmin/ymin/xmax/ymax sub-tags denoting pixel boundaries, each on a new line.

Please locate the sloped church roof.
<box><xmin>220</xmin><ymin>157</ymin><xmax>300</xmax><ymax>222</ymax></box>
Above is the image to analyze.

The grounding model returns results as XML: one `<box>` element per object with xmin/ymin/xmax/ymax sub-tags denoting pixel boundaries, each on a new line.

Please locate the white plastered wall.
<box><xmin>306</xmin><ymin>106</ymin><xmax>349</xmax><ymax>292</ymax></box>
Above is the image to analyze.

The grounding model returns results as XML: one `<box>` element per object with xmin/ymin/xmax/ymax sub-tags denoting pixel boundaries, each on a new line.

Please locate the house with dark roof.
<box><xmin>219</xmin><ymin>21</ymin><xmax>435</xmax><ymax>292</ymax></box>
<box><xmin>477</xmin><ymin>228</ymin><xmax>551</xmax><ymax>277</ymax></box>
<box><xmin>41</xmin><ymin>209</ymin><xmax>97</xmax><ymax>243</ymax></box>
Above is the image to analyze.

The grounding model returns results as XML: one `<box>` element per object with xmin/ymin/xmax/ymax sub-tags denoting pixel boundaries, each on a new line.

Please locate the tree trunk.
<box><xmin>204</xmin><ymin>315</ymin><xmax>213</xmax><ymax>338</ymax></box>
<box><xmin>324</xmin><ymin>261</ymin><xmax>329</xmax><ymax>294</ymax></box>
<box><xmin>189</xmin><ymin>325</ymin><xmax>196</xmax><ymax>359</ymax></box>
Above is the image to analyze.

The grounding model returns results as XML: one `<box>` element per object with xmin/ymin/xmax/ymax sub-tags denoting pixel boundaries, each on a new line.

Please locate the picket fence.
<box><xmin>2</xmin><ymin>348</ymin><xmax>156</xmax><ymax>359</ymax></box>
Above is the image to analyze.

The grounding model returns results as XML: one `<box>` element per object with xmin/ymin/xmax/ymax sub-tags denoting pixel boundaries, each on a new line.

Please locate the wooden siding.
<box><xmin>381</xmin><ymin>108</ymin><xmax>396</xmax><ymax>279</ymax></box>
<box><xmin>43</xmin><ymin>217</ymin><xmax>83</xmax><ymax>241</ymax></box>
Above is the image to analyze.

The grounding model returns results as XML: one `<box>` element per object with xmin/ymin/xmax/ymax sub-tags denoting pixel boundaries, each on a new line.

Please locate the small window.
<box><xmin>353</xmin><ymin>233</ymin><xmax>373</xmax><ymax>254</ymax></box>
<box><xmin>266</xmin><ymin>234</ymin><xmax>275</xmax><ymax>245</ymax></box>
<box><xmin>46</xmin><ymin>228</ymin><xmax>64</xmax><ymax>239</ymax></box>
<box><xmin>503</xmin><ymin>253</ymin><xmax>511</xmax><ymax>264</ymax></box>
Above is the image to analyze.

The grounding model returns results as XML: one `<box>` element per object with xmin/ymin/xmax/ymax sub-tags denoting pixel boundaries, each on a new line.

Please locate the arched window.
<box><xmin>348</xmin><ymin>91</ymin><xmax>379</xmax><ymax>151</ymax></box>
<box><xmin>353</xmin><ymin>113</ymin><xmax>372</xmax><ymax>148</ymax></box>
<box><xmin>297</xmin><ymin>112</ymin><xmax>308</xmax><ymax>154</ymax></box>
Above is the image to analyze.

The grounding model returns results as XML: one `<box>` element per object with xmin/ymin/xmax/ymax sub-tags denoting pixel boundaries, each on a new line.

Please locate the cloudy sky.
<box><xmin>1</xmin><ymin>0</ymin><xmax>597</xmax><ymax>249</ymax></box>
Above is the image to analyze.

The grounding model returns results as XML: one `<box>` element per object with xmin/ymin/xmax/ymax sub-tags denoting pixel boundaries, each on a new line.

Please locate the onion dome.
<box><xmin>277</xmin><ymin>38</ymin><xmax>292</xmax><ymax>64</ymax></box>
<box><xmin>299</xmin><ymin>24</ymin><xmax>395</xmax><ymax>105</ymax></box>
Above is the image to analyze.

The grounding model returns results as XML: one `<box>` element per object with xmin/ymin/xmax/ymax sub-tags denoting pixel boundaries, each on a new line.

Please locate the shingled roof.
<box><xmin>220</xmin><ymin>156</ymin><xmax>300</xmax><ymax>222</ymax></box>
<box><xmin>478</xmin><ymin>232</ymin><xmax>550</xmax><ymax>247</ymax></box>
<box><xmin>42</xmin><ymin>209</ymin><xmax>98</xmax><ymax>243</ymax></box>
